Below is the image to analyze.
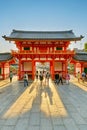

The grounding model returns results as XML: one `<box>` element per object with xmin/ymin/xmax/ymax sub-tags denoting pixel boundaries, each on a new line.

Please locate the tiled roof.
<box><xmin>2</xmin><ymin>29</ymin><xmax>83</xmax><ymax>41</ymax></box>
<box><xmin>73</xmin><ymin>52</ymin><xmax>87</xmax><ymax>61</ymax></box>
<box><xmin>0</xmin><ymin>53</ymin><xmax>13</xmax><ymax>62</ymax></box>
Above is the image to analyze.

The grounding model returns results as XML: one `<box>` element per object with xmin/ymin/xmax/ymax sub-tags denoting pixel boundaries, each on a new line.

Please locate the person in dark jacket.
<box><xmin>9</xmin><ymin>71</ymin><xmax>13</xmax><ymax>82</ymax></box>
<box><xmin>58</xmin><ymin>72</ymin><xmax>63</xmax><ymax>85</ymax></box>
<box><xmin>55</xmin><ymin>73</ymin><xmax>59</xmax><ymax>85</ymax></box>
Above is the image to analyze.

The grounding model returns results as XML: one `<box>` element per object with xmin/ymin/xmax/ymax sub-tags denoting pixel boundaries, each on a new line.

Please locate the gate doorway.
<box><xmin>35</xmin><ymin>62</ymin><xmax>50</xmax><ymax>72</ymax></box>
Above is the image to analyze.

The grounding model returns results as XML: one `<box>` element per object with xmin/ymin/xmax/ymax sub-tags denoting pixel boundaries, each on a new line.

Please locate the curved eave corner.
<box><xmin>74</xmin><ymin>35</ymin><xmax>84</xmax><ymax>41</ymax></box>
<box><xmin>2</xmin><ymin>35</ymin><xmax>12</xmax><ymax>41</ymax></box>
<box><xmin>0</xmin><ymin>58</ymin><xmax>13</xmax><ymax>63</ymax></box>
<box><xmin>2</xmin><ymin>37</ymin><xmax>84</xmax><ymax>41</ymax></box>
<box><xmin>2</xmin><ymin>34</ymin><xmax>84</xmax><ymax>41</ymax></box>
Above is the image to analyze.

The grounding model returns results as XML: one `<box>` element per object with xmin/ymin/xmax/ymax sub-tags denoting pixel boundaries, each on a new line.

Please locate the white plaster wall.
<box><xmin>76</xmin><ymin>63</ymin><xmax>81</xmax><ymax>73</ymax></box>
<box><xmin>4</xmin><ymin>68</ymin><xmax>9</xmax><ymax>74</ymax></box>
<box><xmin>4</xmin><ymin>63</ymin><xmax>9</xmax><ymax>74</ymax></box>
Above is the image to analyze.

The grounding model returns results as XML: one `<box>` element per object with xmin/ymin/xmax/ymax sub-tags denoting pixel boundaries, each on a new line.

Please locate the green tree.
<box><xmin>84</xmin><ymin>43</ymin><xmax>87</xmax><ymax>51</ymax></box>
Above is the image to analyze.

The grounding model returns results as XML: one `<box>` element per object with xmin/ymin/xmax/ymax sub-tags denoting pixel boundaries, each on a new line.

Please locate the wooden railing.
<box><xmin>11</xmin><ymin>50</ymin><xmax>75</xmax><ymax>55</ymax></box>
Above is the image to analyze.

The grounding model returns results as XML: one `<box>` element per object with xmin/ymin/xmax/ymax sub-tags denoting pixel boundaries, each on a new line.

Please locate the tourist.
<box><xmin>43</xmin><ymin>70</ymin><xmax>46</xmax><ymax>85</ymax></box>
<box><xmin>82</xmin><ymin>71</ymin><xmax>86</xmax><ymax>82</ymax></box>
<box><xmin>35</xmin><ymin>71</ymin><xmax>38</xmax><ymax>80</ymax></box>
<box><xmin>58</xmin><ymin>72</ymin><xmax>63</xmax><ymax>85</ymax></box>
<box><xmin>46</xmin><ymin>71</ymin><xmax>50</xmax><ymax>86</ymax></box>
<box><xmin>9</xmin><ymin>71</ymin><xmax>13</xmax><ymax>82</ymax></box>
<box><xmin>76</xmin><ymin>71</ymin><xmax>81</xmax><ymax>82</ymax></box>
<box><xmin>39</xmin><ymin>71</ymin><xmax>43</xmax><ymax>88</ymax></box>
<box><xmin>23</xmin><ymin>72</ymin><xmax>28</xmax><ymax>87</ymax></box>
<box><xmin>66</xmin><ymin>72</ymin><xmax>70</xmax><ymax>84</ymax></box>
<box><xmin>55</xmin><ymin>73</ymin><xmax>59</xmax><ymax>85</ymax></box>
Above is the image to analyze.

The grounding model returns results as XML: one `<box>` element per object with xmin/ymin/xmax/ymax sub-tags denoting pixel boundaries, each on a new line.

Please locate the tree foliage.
<box><xmin>84</xmin><ymin>43</ymin><xmax>87</xmax><ymax>51</ymax></box>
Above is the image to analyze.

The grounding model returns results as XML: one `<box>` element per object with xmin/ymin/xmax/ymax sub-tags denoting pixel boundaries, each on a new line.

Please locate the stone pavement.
<box><xmin>0</xmin><ymin>76</ymin><xmax>18</xmax><ymax>88</ymax></box>
<box><xmin>0</xmin><ymin>76</ymin><xmax>87</xmax><ymax>130</ymax></box>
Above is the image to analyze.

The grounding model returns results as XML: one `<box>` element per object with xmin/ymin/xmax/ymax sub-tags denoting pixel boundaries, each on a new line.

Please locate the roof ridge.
<box><xmin>12</xmin><ymin>29</ymin><xmax>73</xmax><ymax>33</ymax></box>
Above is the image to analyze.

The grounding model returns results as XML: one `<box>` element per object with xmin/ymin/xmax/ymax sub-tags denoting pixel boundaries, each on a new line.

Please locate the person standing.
<box><xmin>9</xmin><ymin>71</ymin><xmax>13</xmax><ymax>82</ymax></box>
<box><xmin>55</xmin><ymin>73</ymin><xmax>59</xmax><ymax>85</ymax></box>
<box><xmin>66</xmin><ymin>72</ymin><xmax>70</xmax><ymax>84</ymax></box>
<box><xmin>76</xmin><ymin>71</ymin><xmax>81</xmax><ymax>82</ymax></box>
<box><xmin>35</xmin><ymin>71</ymin><xmax>38</xmax><ymax>80</ymax></box>
<box><xmin>58</xmin><ymin>72</ymin><xmax>63</xmax><ymax>85</ymax></box>
<box><xmin>82</xmin><ymin>71</ymin><xmax>86</xmax><ymax>82</ymax></box>
<box><xmin>46</xmin><ymin>71</ymin><xmax>50</xmax><ymax>86</ymax></box>
<box><xmin>24</xmin><ymin>72</ymin><xmax>28</xmax><ymax>87</ymax></box>
<box><xmin>39</xmin><ymin>71</ymin><xmax>43</xmax><ymax>88</ymax></box>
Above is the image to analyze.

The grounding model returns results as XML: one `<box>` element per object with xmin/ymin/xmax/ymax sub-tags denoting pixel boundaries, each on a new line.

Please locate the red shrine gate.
<box><xmin>3</xmin><ymin>30</ymin><xmax>83</xmax><ymax>80</ymax></box>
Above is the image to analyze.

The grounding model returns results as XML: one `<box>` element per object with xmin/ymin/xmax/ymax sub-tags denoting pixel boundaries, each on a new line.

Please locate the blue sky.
<box><xmin>0</xmin><ymin>0</ymin><xmax>87</xmax><ymax>52</ymax></box>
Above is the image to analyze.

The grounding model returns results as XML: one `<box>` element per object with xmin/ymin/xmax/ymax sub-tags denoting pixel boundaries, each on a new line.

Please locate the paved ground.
<box><xmin>0</xmin><ymin>76</ymin><xmax>87</xmax><ymax>130</ymax></box>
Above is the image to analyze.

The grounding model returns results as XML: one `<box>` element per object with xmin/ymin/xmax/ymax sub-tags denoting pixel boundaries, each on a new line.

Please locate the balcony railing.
<box><xmin>11</xmin><ymin>50</ymin><xmax>75</xmax><ymax>55</ymax></box>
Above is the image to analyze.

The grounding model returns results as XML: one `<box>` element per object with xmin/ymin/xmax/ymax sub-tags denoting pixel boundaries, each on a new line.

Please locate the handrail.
<box><xmin>11</xmin><ymin>50</ymin><xmax>75</xmax><ymax>54</ymax></box>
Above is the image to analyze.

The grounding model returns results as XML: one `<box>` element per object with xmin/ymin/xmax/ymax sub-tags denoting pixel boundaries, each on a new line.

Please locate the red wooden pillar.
<box><xmin>65</xmin><ymin>60</ymin><xmax>68</xmax><ymax>77</ymax></box>
<box><xmin>81</xmin><ymin>63</ymin><xmax>84</xmax><ymax>74</ymax></box>
<box><xmin>52</xmin><ymin>46</ymin><xmax>54</xmax><ymax>52</ymax></box>
<box><xmin>8</xmin><ymin>63</ymin><xmax>10</xmax><ymax>78</ymax></box>
<box><xmin>74</xmin><ymin>63</ymin><xmax>76</xmax><ymax>76</ymax></box>
<box><xmin>2</xmin><ymin>63</ymin><xmax>5</xmax><ymax>80</ymax></box>
<box><xmin>62</xmin><ymin>62</ymin><xmax>64</xmax><ymax>78</ymax></box>
<box><xmin>22</xmin><ymin>62</ymin><xmax>24</xmax><ymax>73</ymax></box>
<box><xmin>18</xmin><ymin>59</ymin><xmax>21</xmax><ymax>80</ymax></box>
<box><xmin>51</xmin><ymin>59</ymin><xmax>54</xmax><ymax>79</ymax></box>
<box><xmin>32</xmin><ymin>59</ymin><xmax>35</xmax><ymax>80</ymax></box>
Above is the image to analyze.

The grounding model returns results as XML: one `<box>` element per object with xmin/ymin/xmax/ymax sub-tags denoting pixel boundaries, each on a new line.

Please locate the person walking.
<box><xmin>35</xmin><ymin>71</ymin><xmax>38</xmax><ymax>80</ymax></box>
<box><xmin>66</xmin><ymin>72</ymin><xmax>70</xmax><ymax>84</ymax></box>
<box><xmin>46</xmin><ymin>71</ymin><xmax>50</xmax><ymax>87</ymax></box>
<box><xmin>58</xmin><ymin>72</ymin><xmax>63</xmax><ymax>85</ymax></box>
<box><xmin>9</xmin><ymin>71</ymin><xmax>13</xmax><ymax>82</ymax></box>
<box><xmin>82</xmin><ymin>71</ymin><xmax>86</xmax><ymax>82</ymax></box>
<box><xmin>76</xmin><ymin>71</ymin><xmax>81</xmax><ymax>82</ymax></box>
<box><xmin>55</xmin><ymin>73</ymin><xmax>59</xmax><ymax>85</ymax></box>
<box><xmin>23</xmin><ymin>72</ymin><xmax>28</xmax><ymax>87</ymax></box>
<box><xmin>39</xmin><ymin>71</ymin><xmax>43</xmax><ymax>88</ymax></box>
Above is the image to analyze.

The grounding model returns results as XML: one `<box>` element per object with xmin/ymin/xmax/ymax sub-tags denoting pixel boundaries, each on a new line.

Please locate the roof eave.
<box><xmin>2</xmin><ymin>36</ymin><xmax>83</xmax><ymax>41</ymax></box>
<box><xmin>73</xmin><ymin>57</ymin><xmax>87</xmax><ymax>62</ymax></box>
<box><xmin>74</xmin><ymin>59</ymin><xmax>87</xmax><ymax>62</ymax></box>
<box><xmin>0</xmin><ymin>58</ymin><xmax>13</xmax><ymax>62</ymax></box>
